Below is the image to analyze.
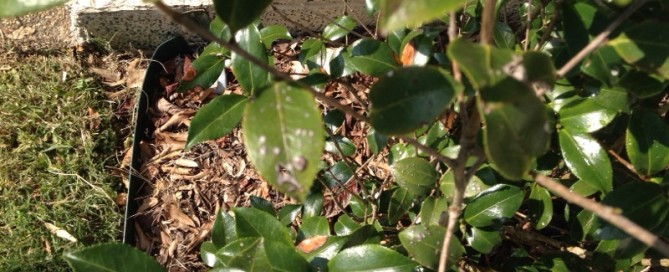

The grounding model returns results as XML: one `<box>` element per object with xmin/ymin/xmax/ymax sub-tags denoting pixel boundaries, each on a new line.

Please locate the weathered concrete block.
<box><xmin>69</xmin><ymin>0</ymin><xmax>373</xmax><ymax>49</ymax></box>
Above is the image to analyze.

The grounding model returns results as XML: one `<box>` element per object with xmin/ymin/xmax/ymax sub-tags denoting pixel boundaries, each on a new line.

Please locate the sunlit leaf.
<box><xmin>186</xmin><ymin>95</ymin><xmax>247</xmax><ymax>149</ymax></box>
<box><xmin>243</xmin><ymin>83</ymin><xmax>324</xmax><ymax>201</ymax></box>
<box><xmin>420</xmin><ymin>196</ymin><xmax>448</xmax><ymax>226</ymax></box>
<box><xmin>250</xmin><ymin>196</ymin><xmax>276</xmax><ymax>216</ymax></box>
<box><xmin>233</xmin><ymin>207</ymin><xmax>293</xmax><ymax>245</ymax></box>
<box><xmin>387</xmin><ymin>187</ymin><xmax>415</xmax><ymax>223</ymax></box>
<box><xmin>212</xmin><ymin>210</ymin><xmax>237</xmax><ymax>249</ymax></box>
<box><xmin>609</xmin><ymin>21</ymin><xmax>669</xmax><ymax>79</ymax></box>
<box><xmin>527</xmin><ymin>184</ymin><xmax>553</xmax><ymax>230</ymax></box>
<box><xmin>559</xmin><ymin>98</ymin><xmax>617</xmax><ymax>133</ymax></box>
<box><xmin>348</xmin><ymin>38</ymin><xmax>399</xmax><ymax>76</ymax></box>
<box><xmin>323</xmin><ymin>16</ymin><xmax>357</xmax><ymax>41</ymax></box>
<box><xmin>467</xmin><ymin>227</ymin><xmax>502</xmax><ymax>254</ymax></box>
<box><xmin>399</xmin><ymin>225</ymin><xmax>464</xmax><ymax>269</ymax></box>
<box><xmin>558</xmin><ymin>128</ymin><xmax>612</xmax><ymax>193</ymax></box>
<box><xmin>392</xmin><ymin>157</ymin><xmax>439</xmax><ymax>196</ymax></box>
<box><xmin>329</xmin><ymin>245</ymin><xmax>418</xmax><ymax>272</ymax></box>
<box><xmin>200</xmin><ymin>242</ymin><xmax>218</xmax><ymax>267</ymax></box>
<box><xmin>231</xmin><ymin>24</ymin><xmax>271</xmax><ymax>96</ymax></box>
<box><xmin>259</xmin><ymin>25</ymin><xmax>292</xmax><ymax>48</ymax></box>
<box><xmin>464</xmin><ymin>184</ymin><xmax>524</xmax><ymax>228</ymax></box>
<box><xmin>598</xmin><ymin>182</ymin><xmax>669</xmax><ymax>239</ymax></box>
<box><xmin>177</xmin><ymin>55</ymin><xmax>226</xmax><ymax>93</ymax></box>
<box><xmin>626</xmin><ymin>110</ymin><xmax>669</xmax><ymax>176</ymax></box>
<box><xmin>380</xmin><ymin>0</ymin><xmax>467</xmax><ymax>33</ymax></box>
<box><xmin>64</xmin><ymin>243</ymin><xmax>164</xmax><ymax>272</ymax></box>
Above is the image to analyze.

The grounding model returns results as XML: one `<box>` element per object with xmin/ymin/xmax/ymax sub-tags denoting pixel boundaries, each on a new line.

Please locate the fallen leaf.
<box><xmin>168</xmin><ymin>204</ymin><xmax>196</xmax><ymax>228</ymax></box>
<box><xmin>400</xmin><ymin>42</ymin><xmax>416</xmax><ymax>67</ymax></box>
<box><xmin>44</xmin><ymin>222</ymin><xmax>77</xmax><ymax>243</ymax></box>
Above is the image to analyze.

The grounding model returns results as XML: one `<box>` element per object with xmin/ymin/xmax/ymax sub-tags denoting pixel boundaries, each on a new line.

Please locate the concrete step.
<box><xmin>69</xmin><ymin>0</ymin><xmax>374</xmax><ymax>49</ymax></box>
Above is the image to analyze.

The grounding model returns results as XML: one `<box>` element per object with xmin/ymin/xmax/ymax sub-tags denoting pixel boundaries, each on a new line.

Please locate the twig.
<box><xmin>533</xmin><ymin>172</ymin><xmax>669</xmax><ymax>257</ymax></box>
<box><xmin>448</xmin><ymin>11</ymin><xmax>462</xmax><ymax>83</ymax></box>
<box><xmin>479</xmin><ymin>0</ymin><xmax>497</xmax><ymax>45</ymax></box>
<box><xmin>534</xmin><ymin>0</ymin><xmax>561</xmax><ymax>50</ymax></box>
<box><xmin>523</xmin><ymin>0</ymin><xmax>532</xmax><ymax>51</ymax></box>
<box><xmin>341</xmin><ymin>0</ymin><xmax>378</xmax><ymax>39</ymax></box>
<box><xmin>606</xmin><ymin>147</ymin><xmax>648</xmax><ymax>181</ymax></box>
<box><xmin>556</xmin><ymin>0</ymin><xmax>648</xmax><ymax>77</ymax></box>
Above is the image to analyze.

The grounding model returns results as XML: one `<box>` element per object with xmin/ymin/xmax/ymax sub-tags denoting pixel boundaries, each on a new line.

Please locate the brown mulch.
<box><xmin>110</xmin><ymin>39</ymin><xmax>393</xmax><ymax>271</ymax></box>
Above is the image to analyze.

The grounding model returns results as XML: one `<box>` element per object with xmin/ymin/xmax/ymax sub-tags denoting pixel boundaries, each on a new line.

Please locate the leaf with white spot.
<box><xmin>243</xmin><ymin>83</ymin><xmax>324</xmax><ymax>202</ymax></box>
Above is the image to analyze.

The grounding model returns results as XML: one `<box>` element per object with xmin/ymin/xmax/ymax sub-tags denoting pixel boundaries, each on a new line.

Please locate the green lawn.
<box><xmin>0</xmin><ymin>51</ymin><xmax>123</xmax><ymax>271</ymax></box>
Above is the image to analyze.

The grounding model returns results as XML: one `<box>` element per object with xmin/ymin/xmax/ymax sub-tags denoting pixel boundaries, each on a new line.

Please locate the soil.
<box><xmin>0</xmin><ymin>6</ymin><xmax>72</xmax><ymax>50</ymax></box>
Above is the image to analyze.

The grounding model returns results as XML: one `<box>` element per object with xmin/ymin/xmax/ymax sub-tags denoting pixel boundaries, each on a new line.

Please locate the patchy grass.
<box><xmin>0</xmin><ymin>51</ymin><xmax>123</xmax><ymax>271</ymax></box>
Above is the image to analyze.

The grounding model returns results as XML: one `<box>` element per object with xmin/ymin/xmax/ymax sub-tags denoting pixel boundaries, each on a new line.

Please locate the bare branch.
<box><xmin>479</xmin><ymin>0</ymin><xmax>497</xmax><ymax>45</ymax></box>
<box><xmin>533</xmin><ymin>172</ymin><xmax>669</xmax><ymax>257</ymax></box>
<box><xmin>556</xmin><ymin>0</ymin><xmax>648</xmax><ymax>77</ymax></box>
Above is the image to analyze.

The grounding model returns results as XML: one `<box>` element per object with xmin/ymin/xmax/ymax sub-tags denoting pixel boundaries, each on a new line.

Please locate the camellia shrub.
<box><xmin>6</xmin><ymin>0</ymin><xmax>669</xmax><ymax>271</ymax></box>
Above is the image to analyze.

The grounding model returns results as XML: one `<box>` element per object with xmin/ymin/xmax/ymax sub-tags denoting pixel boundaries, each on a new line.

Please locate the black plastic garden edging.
<box><xmin>123</xmin><ymin>36</ymin><xmax>192</xmax><ymax>245</ymax></box>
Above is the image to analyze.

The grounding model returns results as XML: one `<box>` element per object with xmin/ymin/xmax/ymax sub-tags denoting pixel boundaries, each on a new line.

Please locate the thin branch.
<box><xmin>533</xmin><ymin>172</ymin><xmax>669</xmax><ymax>257</ymax></box>
<box><xmin>341</xmin><ymin>0</ymin><xmax>377</xmax><ymax>39</ymax></box>
<box><xmin>479</xmin><ymin>0</ymin><xmax>497</xmax><ymax>45</ymax></box>
<box><xmin>448</xmin><ymin>11</ymin><xmax>462</xmax><ymax>83</ymax></box>
<box><xmin>556</xmin><ymin>0</ymin><xmax>648</xmax><ymax>77</ymax></box>
<box><xmin>524</xmin><ymin>0</ymin><xmax>533</xmax><ymax>51</ymax></box>
<box><xmin>534</xmin><ymin>0</ymin><xmax>561</xmax><ymax>51</ymax></box>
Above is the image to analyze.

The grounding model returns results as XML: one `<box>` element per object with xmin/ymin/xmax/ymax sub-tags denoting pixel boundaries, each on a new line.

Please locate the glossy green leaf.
<box><xmin>581</xmin><ymin>46</ymin><xmax>621</xmax><ymax>86</ymax></box>
<box><xmin>559</xmin><ymin>98</ymin><xmax>617</xmax><ymax>133</ymax></box>
<box><xmin>569</xmin><ymin>180</ymin><xmax>599</xmax><ymax>197</ymax></box>
<box><xmin>0</xmin><ymin>0</ymin><xmax>67</xmax><ymax>17</ymax></box>
<box><xmin>420</xmin><ymin>196</ymin><xmax>448</xmax><ymax>226</ymax></box>
<box><xmin>216</xmin><ymin>238</ymin><xmax>270</xmax><ymax>271</ymax></box>
<box><xmin>231</xmin><ymin>24</ymin><xmax>271</xmax><ymax>96</ymax></box>
<box><xmin>186</xmin><ymin>95</ymin><xmax>247</xmax><ymax>149</ymax></box>
<box><xmin>278</xmin><ymin>204</ymin><xmax>302</xmax><ymax>225</ymax></box>
<box><xmin>626</xmin><ymin>110</ymin><xmax>669</xmax><ymax>176</ymax></box>
<box><xmin>388</xmin><ymin>187</ymin><xmax>415</xmax><ymax>223</ymax></box>
<box><xmin>558</xmin><ymin>128</ymin><xmax>612</xmax><ymax>193</ymax></box>
<box><xmin>392</xmin><ymin>157</ymin><xmax>439</xmax><ymax>196</ymax></box>
<box><xmin>447</xmin><ymin>38</ymin><xmax>514</xmax><ymax>89</ymax></box>
<box><xmin>212</xmin><ymin>210</ymin><xmax>237</xmax><ymax>249</ymax></box>
<box><xmin>367</xmin><ymin>128</ymin><xmax>389</xmax><ymax>155</ymax></box>
<box><xmin>619</xmin><ymin>70</ymin><xmax>669</xmax><ymax>98</ymax></box>
<box><xmin>214</xmin><ymin>0</ymin><xmax>272</xmax><ymax>33</ymax></box>
<box><xmin>328</xmin><ymin>244</ymin><xmax>418</xmax><ymax>272</ymax></box>
<box><xmin>368</xmin><ymin>67</ymin><xmax>457</xmax><ymax>134</ymax></box>
<box><xmin>322</xmin><ymin>161</ymin><xmax>356</xmax><ymax>189</ymax></box>
<box><xmin>323</xmin><ymin>16</ymin><xmax>357</xmax><ymax>41</ymax></box>
<box><xmin>479</xmin><ymin>82</ymin><xmax>551</xmax><ymax>180</ymax></box>
<box><xmin>233</xmin><ymin>207</ymin><xmax>293</xmax><ymax>245</ymax></box>
<box><xmin>467</xmin><ymin>227</ymin><xmax>502</xmax><ymax>254</ymax></box>
<box><xmin>177</xmin><ymin>54</ymin><xmax>226</xmax><ymax>93</ymax></box>
<box><xmin>264</xmin><ymin>240</ymin><xmax>312</xmax><ymax>271</ymax></box>
<box><xmin>609</xmin><ymin>21</ymin><xmax>669</xmax><ymax>79</ymax></box>
<box><xmin>464</xmin><ymin>184</ymin><xmax>525</xmax><ymax>228</ymax></box>
<box><xmin>250</xmin><ymin>196</ymin><xmax>276</xmax><ymax>216</ymax></box>
<box><xmin>210</xmin><ymin>17</ymin><xmax>232</xmax><ymax>42</ymax></box>
<box><xmin>590</xmin><ymin>86</ymin><xmax>629</xmax><ymax>113</ymax></box>
<box><xmin>259</xmin><ymin>25</ymin><xmax>292</xmax><ymax>48</ymax></box>
<box><xmin>325</xmin><ymin>136</ymin><xmax>356</xmax><ymax>157</ymax></box>
<box><xmin>301</xmin><ymin>236</ymin><xmax>349</xmax><ymax>263</ymax></box>
<box><xmin>200</xmin><ymin>241</ymin><xmax>218</xmax><ymax>267</ymax></box>
<box><xmin>598</xmin><ymin>182</ymin><xmax>669</xmax><ymax>239</ymax></box>
<box><xmin>64</xmin><ymin>243</ymin><xmax>164</xmax><ymax>272</ymax></box>
<box><xmin>380</xmin><ymin>0</ymin><xmax>467</xmax><ymax>33</ymax></box>
<box><xmin>300</xmin><ymin>216</ymin><xmax>330</xmax><ymax>238</ymax></box>
<box><xmin>493</xmin><ymin>22</ymin><xmax>516</xmax><ymax>49</ymax></box>
<box><xmin>387</xmin><ymin>29</ymin><xmax>407</xmax><ymax>54</ymax></box>
<box><xmin>335</xmin><ymin>214</ymin><xmax>362</xmax><ymax>236</ymax></box>
<box><xmin>366</xmin><ymin>0</ymin><xmax>381</xmax><ymax>14</ymax></box>
<box><xmin>573</xmin><ymin>210</ymin><xmax>598</xmax><ymax>240</ymax></box>
<box><xmin>400</xmin><ymin>225</ymin><xmax>464</xmax><ymax>269</ymax></box>
<box><xmin>527</xmin><ymin>184</ymin><xmax>553</xmax><ymax>230</ymax></box>
<box><xmin>303</xmin><ymin>191</ymin><xmax>324</xmax><ymax>218</ymax></box>
<box><xmin>243</xmin><ymin>83</ymin><xmax>325</xmax><ymax>201</ymax></box>
<box><xmin>348</xmin><ymin>38</ymin><xmax>399</xmax><ymax>76</ymax></box>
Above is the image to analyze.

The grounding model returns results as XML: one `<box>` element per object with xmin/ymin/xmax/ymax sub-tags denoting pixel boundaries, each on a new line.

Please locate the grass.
<box><xmin>0</xmin><ymin>50</ymin><xmax>123</xmax><ymax>271</ymax></box>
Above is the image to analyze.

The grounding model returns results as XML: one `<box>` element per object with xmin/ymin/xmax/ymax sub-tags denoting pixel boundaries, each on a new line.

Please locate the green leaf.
<box><xmin>177</xmin><ymin>54</ymin><xmax>226</xmax><ymax>93</ymax></box>
<box><xmin>0</xmin><ymin>0</ymin><xmax>67</xmax><ymax>18</ymax></box>
<box><xmin>467</xmin><ymin>227</ymin><xmax>502</xmax><ymax>254</ymax></box>
<box><xmin>388</xmin><ymin>187</ymin><xmax>415</xmax><ymax>223</ymax></box>
<box><xmin>186</xmin><ymin>95</ymin><xmax>247</xmax><ymax>149</ymax></box>
<box><xmin>447</xmin><ymin>38</ymin><xmax>514</xmax><ymax>89</ymax></box>
<box><xmin>558</xmin><ymin>98</ymin><xmax>617</xmax><ymax>133</ymax></box>
<box><xmin>323</xmin><ymin>16</ymin><xmax>357</xmax><ymax>41</ymax></box>
<box><xmin>233</xmin><ymin>207</ymin><xmax>293</xmax><ymax>245</ymax></box>
<box><xmin>609</xmin><ymin>21</ymin><xmax>669</xmax><ymax>79</ymax></box>
<box><xmin>325</xmin><ymin>136</ymin><xmax>356</xmax><ymax>157</ymax></box>
<box><xmin>300</xmin><ymin>216</ymin><xmax>330</xmax><ymax>238</ymax></box>
<box><xmin>250</xmin><ymin>196</ymin><xmax>276</xmax><ymax>216</ymax></box>
<box><xmin>366</xmin><ymin>0</ymin><xmax>381</xmax><ymax>14</ymax></box>
<box><xmin>569</xmin><ymin>180</ymin><xmax>599</xmax><ymax>197</ymax></box>
<box><xmin>303</xmin><ymin>192</ymin><xmax>324</xmax><ymax>218</ymax></box>
<box><xmin>231</xmin><ymin>24</ymin><xmax>271</xmax><ymax>96</ymax></box>
<box><xmin>212</xmin><ymin>211</ymin><xmax>237</xmax><ymax>249</ymax></box>
<box><xmin>322</xmin><ymin>161</ymin><xmax>356</xmax><ymax>188</ymax></box>
<box><xmin>301</xmin><ymin>236</ymin><xmax>349</xmax><ymax>267</ymax></box>
<box><xmin>464</xmin><ymin>184</ymin><xmax>524</xmax><ymax>228</ymax></box>
<box><xmin>214</xmin><ymin>0</ymin><xmax>272</xmax><ymax>33</ymax></box>
<box><xmin>478</xmin><ymin>82</ymin><xmax>551</xmax><ymax>180</ymax></box>
<box><xmin>210</xmin><ymin>17</ymin><xmax>232</xmax><ymax>42</ymax></box>
<box><xmin>392</xmin><ymin>157</ymin><xmax>439</xmax><ymax>196</ymax></box>
<box><xmin>558</xmin><ymin>128</ymin><xmax>612</xmax><ymax>193</ymax></box>
<box><xmin>259</xmin><ymin>25</ymin><xmax>292</xmax><ymax>48</ymax></box>
<box><xmin>328</xmin><ymin>245</ymin><xmax>418</xmax><ymax>272</ymax></box>
<box><xmin>335</xmin><ymin>214</ymin><xmax>362</xmax><ymax>236</ymax></box>
<box><xmin>243</xmin><ymin>83</ymin><xmax>325</xmax><ymax>201</ymax></box>
<box><xmin>399</xmin><ymin>225</ymin><xmax>464</xmax><ymax>270</ymax></box>
<box><xmin>368</xmin><ymin>67</ymin><xmax>457</xmax><ymax>134</ymax></box>
<box><xmin>493</xmin><ymin>22</ymin><xmax>516</xmax><ymax>49</ymax></box>
<box><xmin>380</xmin><ymin>0</ymin><xmax>467</xmax><ymax>33</ymax></box>
<box><xmin>581</xmin><ymin>46</ymin><xmax>622</xmax><ymax>86</ymax></box>
<box><xmin>263</xmin><ymin>240</ymin><xmax>312</xmax><ymax>271</ymax></box>
<box><xmin>64</xmin><ymin>243</ymin><xmax>164</xmax><ymax>272</ymax></box>
<box><xmin>348</xmin><ymin>38</ymin><xmax>399</xmax><ymax>76</ymax></box>
<box><xmin>278</xmin><ymin>204</ymin><xmax>302</xmax><ymax>225</ymax></box>
<box><xmin>420</xmin><ymin>196</ymin><xmax>448</xmax><ymax>226</ymax></box>
<box><xmin>527</xmin><ymin>184</ymin><xmax>553</xmax><ymax>230</ymax></box>
<box><xmin>598</xmin><ymin>182</ymin><xmax>669</xmax><ymax>239</ymax></box>
<box><xmin>626</xmin><ymin>110</ymin><xmax>669</xmax><ymax>176</ymax></box>
<box><xmin>573</xmin><ymin>210</ymin><xmax>598</xmax><ymax>240</ymax></box>
<box><xmin>367</xmin><ymin>128</ymin><xmax>389</xmax><ymax>155</ymax></box>
<box><xmin>200</xmin><ymin>241</ymin><xmax>218</xmax><ymax>267</ymax></box>
<box><xmin>619</xmin><ymin>70</ymin><xmax>669</xmax><ymax>99</ymax></box>
<box><xmin>216</xmin><ymin>238</ymin><xmax>271</xmax><ymax>271</ymax></box>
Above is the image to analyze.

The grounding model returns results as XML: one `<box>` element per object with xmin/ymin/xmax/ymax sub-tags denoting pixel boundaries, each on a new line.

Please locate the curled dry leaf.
<box><xmin>400</xmin><ymin>42</ymin><xmax>416</xmax><ymax>67</ymax></box>
<box><xmin>168</xmin><ymin>203</ymin><xmax>196</xmax><ymax>228</ymax></box>
<box><xmin>296</xmin><ymin>235</ymin><xmax>328</xmax><ymax>253</ymax></box>
<box><xmin>44</xmin><ymin>222</ymin><xmax>77</xmax><ymax>243</ymax></box>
